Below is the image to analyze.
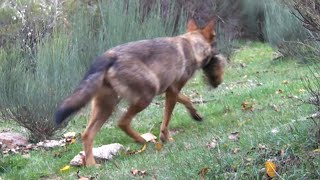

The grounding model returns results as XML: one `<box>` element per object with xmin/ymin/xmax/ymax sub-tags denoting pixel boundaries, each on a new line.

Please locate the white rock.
<box><xmin>70</xmin><ymin>143</ymin><xmax>124</xmax><ymax>166</ymax></box>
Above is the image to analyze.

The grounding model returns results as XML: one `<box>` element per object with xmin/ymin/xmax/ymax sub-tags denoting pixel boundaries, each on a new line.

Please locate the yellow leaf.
<box><xmin>71</xmin><ymin>138</ymin><xmax>76</xmax><ymax>144</ymax></box>
<box><xmin>140</xmin><ymin>144</ymin><xmax>147</xmax><ymax>152</ymax></box>
<box><xmin>313</xmin><ymin>148</ymin><xmax>320</xmax><ymax>153</ymax></box>
<box><xmin>60</xmin><ymin>165</ymin><xmax>70</xmax><ymax>172</ymax></box>
<box><xmin>265</xmin><ymin>161</ymin><xmax>276</xmax><ymax>178</ymax></box>
<box><xmin>282</xmin><ymin>80</ymin><xmax>289</xmax><ymax>84</ymax></box>
<box><xmin>299</xmin><ymin>89</ymin><xmax>306</xmax><ymax>93</ymax></box>
<box><xmin>127</xmin><ymin>144</ymin><xmax>147</xmax><ymax>155</ymax></box>
<box><xmin>155</xmin><ymin>142</ymin><xmax>163</xmax><ymax>151</ymax></box>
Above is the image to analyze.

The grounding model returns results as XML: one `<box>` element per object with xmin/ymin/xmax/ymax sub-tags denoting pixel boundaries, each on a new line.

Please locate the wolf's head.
<box><xmin>182</xmin><ymin>19</ymin><xmax>217</xmax><ymax>68</ymax></box>
<box><xmin>183</xmin><ymin>19</ymin><xmax>225</xmax><ymax>88</ymax></box>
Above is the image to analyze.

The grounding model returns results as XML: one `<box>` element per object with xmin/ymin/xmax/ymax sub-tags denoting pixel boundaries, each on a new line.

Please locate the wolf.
<box><xmin>55</xmin><ymin>19</ymin><xmax>226</xmax><ymax>166</ymax></box>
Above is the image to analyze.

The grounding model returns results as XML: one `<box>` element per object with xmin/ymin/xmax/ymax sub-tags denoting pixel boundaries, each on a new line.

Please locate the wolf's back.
<box><xmin>55</xmin><ymin>55</ymin><xmax>116</xmax><ymax>125</ymax></box>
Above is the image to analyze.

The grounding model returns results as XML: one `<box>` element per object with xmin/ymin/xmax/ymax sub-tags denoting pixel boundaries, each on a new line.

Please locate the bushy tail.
<box><xmin>55</xmin><ymin>55</ymin><xmax>116</xmax><ymax>125</ymax></box>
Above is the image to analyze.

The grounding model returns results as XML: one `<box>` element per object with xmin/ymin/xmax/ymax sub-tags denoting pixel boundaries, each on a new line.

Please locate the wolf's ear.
<box><xmin>201</xmin><ymin>19</ymin><xmax>216</xmax><ymax>43</ymax></box>
<box><xmin>187</xmin><ymin>19</ymin><xmax>199</xmax><ymax>32</ymax></box>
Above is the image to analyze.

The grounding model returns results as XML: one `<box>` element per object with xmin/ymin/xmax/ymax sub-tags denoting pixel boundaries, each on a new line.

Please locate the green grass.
<box><xmin>1</xmin><ymin>42</ymin><xmax>319</xmax><ymax>179</ymax></box>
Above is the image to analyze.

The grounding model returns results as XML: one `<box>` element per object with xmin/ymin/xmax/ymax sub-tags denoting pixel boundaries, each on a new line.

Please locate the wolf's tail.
<box><xmin>55</xmin><ymin>54</ymin><xmax>116</xmax><ymax>125</ymax></box>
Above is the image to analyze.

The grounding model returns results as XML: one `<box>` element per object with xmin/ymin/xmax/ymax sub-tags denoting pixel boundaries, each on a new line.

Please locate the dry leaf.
<box><xmin>282</xmin><ymin>80</ymin><xmax>289</xmax><ymax>84</ymax></box>
<box><xmin>76</xmin><ymin>170</ymin><xmax>94</xmax><ymax>180</ymax></box>
<box><xmin>244</xmin><ymin>157</ymin><xmax>252</xmax><ymax>163</ymax></box>
<box><xmin>64</xmin><ymin>132</ymin><xmax>77</xmax><ymax>144</ymax></box>
<box><xmin>127</xmin><ymin>144</ymin><xmax>147</xmax><ymax>155</ymax></box>
<box><xmin>299</xmin><ymin>88</ymin><xmax>306</xmax><ymax>93</ymax></box>
<box><xmin>276</xmin><ymin>89</ymin><xmax>284</xmax><ymax>94</ymax></box>
<box><xmin>60</xmin><ymin>165</ymin><xmax>70</xmax><ymax>172</ymax></box>
<box><xmin>280</xmin><ymin>149</ymin><xmax>286</xmax><ymax>157</ymax></box>
<box><xmin>155</xmin><ymin>142</ymin><xmax>163</xmax><ymax>151</ymax></box>
<box><xmin>241</xmin><ymin>102</ymin><xmax>254</xmax><ymax>111</ymax></box>
<box><xmin>258</xmin><ymin>144</ymin><xmax>267</xmax><ymax>150</ymax></box>
<box><xmin>228</xmin><ymin>132</ymin><xmax>240</xmax><ymax>141</ymax></box>
<box><xmin>199</xmin><ymin>167</ymin><xmax>210</xmax><ymax>180</ymax></box>
<box><xmin>141</xmin><ymin>133</ymin><xmax>157</xmax><ymax>143</ymax></box>
<box><xmin>131</xmin><ymin>169</ymin><xmax>147</xmax><ymax>177</ymax></box>
<box><xmin>312</xmin><ymin>148</ymin><xmax>320</xmax><ymax>153</ymax></box>
<box><xmin>265</xmin><ymin>161</ymin><xmax>276</xmax><ymax>178</ymax></box>
<box><xmin>78</xmin><ymin>177</ymin><xmax>90</xmax><ymax>180</ymax></box>
<box><xmin>240</xmin><ymin>63</ymin><xmax>247</xmax><ymax>68</ymax></box>
<box><xmin>207</xmin><ymin>139</ymin><xmax>218</xmax><ymax>149</ymax></box>
<box><xmin>232</xmin><ymin>147</ymin><xmax>240</xmax><ymax>154</ymax></box>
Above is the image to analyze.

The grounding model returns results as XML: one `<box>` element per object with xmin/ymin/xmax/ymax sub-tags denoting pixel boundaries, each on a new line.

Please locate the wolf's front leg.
<box><xmin>160</xmin><ymin>89</ymin><xmax>178</xmax><ymax>142</ymax></box>
<box><xmin>177</xmin><ymin>93</ymin><xmax>203</xmax><ymax>121</ymax></box>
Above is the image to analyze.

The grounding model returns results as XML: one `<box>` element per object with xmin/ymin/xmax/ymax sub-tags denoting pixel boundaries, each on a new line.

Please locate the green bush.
<box><xmin>0</xmin><ymin>0</ymin><xmax>186</xmax><ymax>141</ymax></box>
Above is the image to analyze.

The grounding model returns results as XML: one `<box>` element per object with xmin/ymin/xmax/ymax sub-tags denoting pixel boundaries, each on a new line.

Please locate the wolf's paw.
<box><xmin>191</xmin><ymin>111</ymin><xmax>203</xmax><ymax>121</ymax></box>
<box><xmin>134</xmin><ymin>136</ymin><xmax>147</xmax><ymax>144</ymax></box>
<box><xmin>160</xmin><ymin>130</ymin><xmax>174</xmax><ymax>142</ymax></box>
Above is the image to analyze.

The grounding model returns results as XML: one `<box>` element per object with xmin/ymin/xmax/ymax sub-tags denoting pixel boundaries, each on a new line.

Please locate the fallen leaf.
<box><xmin>155</xmin><ymin>142</ymin><xmax>163</xmax><ymax>151</ymax></box>
<box><xmin>78</xmin><ymin>177</ymin><xmax>89</xmax><ymax>180</ymax></box>
<box><xmin>131</xmin><ymin>169</ymin><xmax>147</xmax><ymax>177</ymax></box>
<box><xmin>312</xmin><ymin>148</ymin><xmax>320</xmax><ymax>153</ymax></box>
<box><xmin>207</xmin><ymin>139</ymin><xmax>218</xmax><ymax>149</ymax></box>
<box><xmin>64</xmin><ymin>132</ymin><xmax>77</xmax><ymax>144</ymax></box>
<box><xmin>244</xmin><ymin>157</ymin><xmax>252</xmax><ymax>163</ymax></box>
<box><xmin>282</xmin><ymin>80</ymin><xmax>289</xmax><ymax>84</ymax></box>
<box><xmin>258</xmin><ymin>144</ymin><xmax>267</xmax><ymax>150</ymax></box>
<box><xmin>228</xmin><ymin>132</ymin><xmax>240</xmax><ymax>141</ymax></box>
<box><xmin>199</xmin><ymin>167</ymin><xmax>210</xmax><ymax>180</ymax></box>
<box><xmin>141</xmin><ymin>133</ymin><xmax>157</xmax><ymax>143</ymax></box>
<box><xmin>127</xmin><ymin>144</ymin><xmax>147</xmax><ymax>155</ymax></box>
<box><xmin>271</xmin><ymin>128</ymin><xmax>279</xmax><ymax>134</ymax></box>
<box><xmin>140</xmin><ymin>144</ymin><xmax>147</xmax><ymax>152</ymax></box>
<box><xmin>265</xmin><ymin>161</ymin><xmax>276</xmax><ymax>178</ymax></box>
<box><xmin>299</xmin><ymin>88</ymin><xmax>306</xmax><ymax>93</ymax></box>
<box><xmin>240</xmin><ymin>63</ymin><xmax>247</xmax><ymax>68</ymax></box>
<box><xmin>270</xmin><ymin>104</ymin><xmax>280</xmax><ymax>112</ymax></box>
<box><xmin>60</xmin><ymin>165</ymin><xmax>71</xmax><ymax>172</ymax></box>
<box><xmin>76</xmin><ymin>170</ymin><xmax>94</xmax><ymax>180</ymax></box>
<box><xmin>276</xmin><ymin>89</ymin><xmax>284</xmax><ymax>94</ymax></box>
<box><xmin>131</xmin><ymin>169</ymin><xmax>139</xmax><ymax>176</ymax></box>
<box><xmin>232</xmin><ymin>147</ymin><xmax>240</xmax><ymax>154</ymax></box>
<box><xmin>241</xmin><ymin>102</ymin><xmax>254</xmax><ymax>111</ymax></box>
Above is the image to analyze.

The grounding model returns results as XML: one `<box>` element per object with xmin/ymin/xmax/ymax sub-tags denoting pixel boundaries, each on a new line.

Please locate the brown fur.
<box><xmin>55</xmin><ymin>19</ymin><xmax>225</xmax><ymax>166</ymax></box>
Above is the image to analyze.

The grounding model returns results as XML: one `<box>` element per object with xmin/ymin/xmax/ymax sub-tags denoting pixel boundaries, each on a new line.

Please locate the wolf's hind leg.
<box><xmin>118</xmin><ymin>99</ymin><xmax>152</xmax><ymax>143</ymax></box>
<box><xmin>82</xmin><ymin>90</ymin><xmax>117</xmax><ymax>166</ymax></box>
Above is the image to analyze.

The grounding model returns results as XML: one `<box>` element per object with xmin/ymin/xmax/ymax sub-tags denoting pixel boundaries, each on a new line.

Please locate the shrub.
<box><xmin>0</xmin><ymin>0</ymin><xmax>185</xmax><ymax>141</ymax></box>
